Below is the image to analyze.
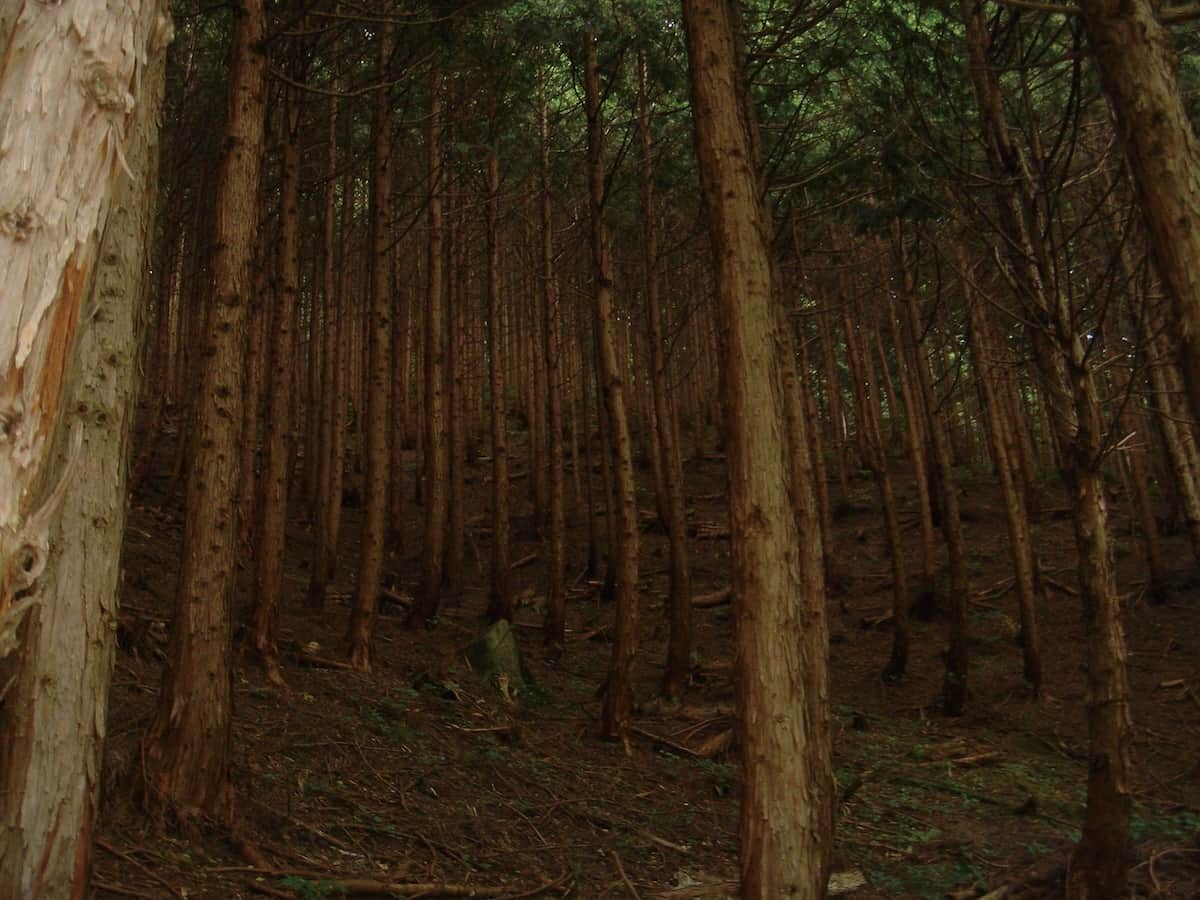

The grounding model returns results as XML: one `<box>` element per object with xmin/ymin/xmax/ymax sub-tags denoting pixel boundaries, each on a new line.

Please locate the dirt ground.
<box><xmin>94</xmin><ymin>430</ymin><xmax>1200</xmax><ymax>898</ymax></box>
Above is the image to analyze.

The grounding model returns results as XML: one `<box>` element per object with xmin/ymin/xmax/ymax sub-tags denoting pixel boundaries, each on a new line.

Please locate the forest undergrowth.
<box><xmin>95</xmin><ymin>435</ymin><xmax>1200</xmax><ymax>899</ymax></box>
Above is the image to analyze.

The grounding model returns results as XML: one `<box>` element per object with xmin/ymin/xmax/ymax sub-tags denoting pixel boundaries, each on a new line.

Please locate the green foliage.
<box><xmin>1130</xmin><ymin>808</ymin><xmax>1200</xmax><ymax>843</ymax></box>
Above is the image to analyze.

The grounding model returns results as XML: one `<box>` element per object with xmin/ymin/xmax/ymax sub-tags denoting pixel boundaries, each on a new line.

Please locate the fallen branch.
<box><xmin>629</xmin><ymin>724</ymin><xmax>703</xmax><ymax>758</ymax></box>
<box><xmin>691</xmin><ymin>587</ymin><xmax>732</xmax><ymax>608</ymax></box>
<box><xmin>695</xmin><ymin>728</ymin><xmax>734</xmax><ymax>758</ymax></box>
<box><xmin>510</xmin><ymin>553</ymin><xmax>538</xmax><ymax>571</ymax></box>
<box><xmin>1043</xmin><ymin>575</ymin><xmax>1078</xmax><ymax>597</ymax></box>
<box><xmin>611</xmin><ymin>850</ymin><xmax>642</xmax><ymax>899</ymax></box>
<box><xmin>95</xmin><ymin>838</ymin><xmax>182</xmax><ymax>898</ymax></box>
<box><xmin>295</xmin><ymin>650</ymin><xmax>354</xmax><ymax>671</ymax></box>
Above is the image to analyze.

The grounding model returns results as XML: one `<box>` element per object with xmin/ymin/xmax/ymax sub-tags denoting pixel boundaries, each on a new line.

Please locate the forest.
<box><xmin>2</xmin><ymin>0</ymin><xmax>1200</xmax><ymax>897</ymax></box>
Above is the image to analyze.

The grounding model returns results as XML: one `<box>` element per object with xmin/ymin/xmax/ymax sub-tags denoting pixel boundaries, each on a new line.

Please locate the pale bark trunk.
<box><xmin>348</xmin><ymin>22</ymin><xmax>394</xmax><ymax>670</ymax></box>
<box><xmin>585</xmin><ymin>33</ymin><xmax>640</xmax><ymax>738</ymax></box>
<box><xmin>0</xmin><ymin>5</ymin><xmax>169</xmax><ymax>892</ymax></box>
<box><xmin>142</xmin><ymin>0</ymin><xmax>264</xmax><ymax>820</ymax></box>
<box><xmin>682</xmin><ymin>0</ymin><xmax>833</xmax><ymax>893</ymax></box>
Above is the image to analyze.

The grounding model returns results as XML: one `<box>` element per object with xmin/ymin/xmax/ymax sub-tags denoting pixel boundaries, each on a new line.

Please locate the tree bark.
<box><xmin>0</xmin><ymin>4</ymin><xmax>170</xmax><ymax>892</ymax></box>
<box><xmin>637</xmin><ymin>54</ymin><xmax>692</xmax><ymax>698</ymax></box>
<box><xmin>682</xmin><ymin>0</ymin><xmax>833</xmax><ymax>893</ymax></box>
<box><xmin>308</xmin><ymin>46</ymin><xmax>342</xmax><ymax>612</ymax></box>
<box><xmin>584</xmin><ymin>33</ymin><xmax>641</xmax><ymax>739</ymax></box>
<box><xmin>411</xmin><ymin>66</ymin><xmax>450</xmax><ymax>629</ymax></box>
<box><xmin>894</xmin><ymin>224</ymin><xmax>970</xmax><ymax>715</ymax></box>
<box><xmin>250</xmin><ymin>79</ymin><xmax>302</xmax><ymax>684</ymax></box>
<box><xmin>540</xmin><ymin>85</ymin><xmax>568</xmax><ymax>649</ymax></box>
<box><xmin>1077</xmin><ymin>0</ymin><xmax>1200</xmax><ymax>428</ymax></box>
<box><xmin>142</xmin><ymin>0</ymin><xmax>265</xmax><ymax>821</ymax></box>
<box><xmin>348</xmin><ymin>21</ymin><xmax>394</xmax><ymax>670</ymax></box>
<box><xmin>959</xmin><ymin>245</ymin><xmax>1044</xmax><ymax>694</ymax></box>
<box><xmin>960</xmin><ymin>4</ymin><xmax>1134</xmax><ymax>894</ymax></box>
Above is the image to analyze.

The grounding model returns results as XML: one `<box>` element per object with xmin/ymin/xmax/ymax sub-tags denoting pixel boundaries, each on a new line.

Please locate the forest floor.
<box><xmin>95</xmin><ymin>433</ymin><xmax>1200</xmax><ymax>899</ymax></box>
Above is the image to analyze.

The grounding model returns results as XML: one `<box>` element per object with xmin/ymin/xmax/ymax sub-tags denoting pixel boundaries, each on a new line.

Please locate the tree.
<box><xmin>637</xmin><ymin>51</ymin><xmax>693</xmax><ymax>699</ymax></box>
<box><xmin>959</xmin><ymin>2</ymin><xmax>1134</xmax><ymax>893</ymax></box>
<box><xmin>1076</xmin><ymin>0</ymin><xmax>1200</xmax><ymax>426</ymax></box>
<box><xmin>348</xmin><ymin>20</ymin><xmax>395</xmax><ymax>669</ymax></box>
<box><xmin>682</xmin><ymin>0</ymin><xmax>833</xmax><ymax>893</ymax></box>
<box><xmin>410</xmin><ymin>65</ymin><xmax>451</xmax><ymax>629</ymax></box>
<box><xmin>141</xmin><ymin>0</ymin><xmax>267</xmax><ymax>820</ymax></box>
<box><xmin>0</xmin><ymin>3</ymin><xmax>171</xmax><ymax>891</ymax></box>
<box><xmin>585</xmin><ymin>32</ymin><xmax>641</xmax><ymax>740</ymax></box>
<box><xmin>250</xmin><ymin>76</ymin><xmax>302</xmax><ymax>684</ymax></box>
<box><xmin>484</xmin><ymin>108</ymin><xmax>513</xmax><ymax>624</ymax></box>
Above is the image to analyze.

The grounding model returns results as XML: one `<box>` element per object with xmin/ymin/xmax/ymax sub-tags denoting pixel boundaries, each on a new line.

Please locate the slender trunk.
<box><xmin>585</xmin><ymin>33</ymin><xmax>640</xmax><ymax>738</ymax></box>
<box><xmin>347</xmin><ymin>22</ymin><xmax>394</xmax><ymax>670</ymax></box>
<box><xmin>895</xmin><ymin>224</ymin><xmax>969</xmax><ymax>715</ymax></box>
<box><xmin>959</xmin><ymin>245</ymin><xmax>1044</xmax><ymax>694</ymax></box>
<box><xmin>308</xmin><ymin>64</ymin><xmax>341</xmax><ymax>611</ymax></box>
<box><xmin>236</xmin><ymin>254</ymin><xmax>270</xmax><ymax>554</ymax></box>
<box><xmin>881</xmin><ymin>248</ymin><xmax>937</xmax><ymax>613</ymax></box>
<box><xmin>444</xmin><ymin>189</ymin><xmax>466</xmax><ymax>595</ymax></box>
<box><xmin>142</xmin><ymin>0</ymin><xmax>265</xmax><ymax>819</ymax></box>
<box><xmin>843</xmin><ymin>291</ymin><xmax>909</xmax><ymax>681</ymax></box>
<box><xmin>484</xmin><ymin>134</ymin><xmax>512</xmax><ymax>623</ymax></box>
<box><xmin>818</xmin><ymin>303</ymin><xmax>850</xmax><ymax>497</ymax></box>
<box><xmin>637</xmin><ymin>55</ymin><xmax>691</xmax><ymax>698</ymax></box>
<box><xmin>682</xmin><ymin>1</ymin><xmax>833</xmax><ymax>890</ymax></box>
<box><xmin>960</xmin><ymin>4</ymin><xmax>1133</xmax><ymax>892</ymax></box>
<box><xmin>411</xmin><ymin>67</ymin><xmax>449</xmax><ymax>628</ymax></box>
<box><xmin>540</xmin><ymin>86</ymin><xmax>568</xmax><ymax>648</ymax></box>
<box><xmin>250</xmin><ymin>81</ymin><xmax>302</xmax><ymax>683</ymax></box>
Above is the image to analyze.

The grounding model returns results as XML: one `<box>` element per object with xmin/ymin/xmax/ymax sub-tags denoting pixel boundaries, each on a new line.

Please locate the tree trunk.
<box><xmin>250</xmin><ymin>80</ymin><xmax>302</xmax><ymax>684</ymax></box>
<box><xmin>485</xmin><ymin>132</ymin><xmax>512</xmax><ymax>624</ymax></box>
<box><xmin>682</xmin><ymin>0</ymin><xmax>833</xmax><ymax>893</ymax></box>
<box><xmin>236</xmin><ymin>251</ymin><xmax>270</xmax><ymax>554</ymax></box>
<box><xmin>411</xmin><ymin>66</ymin><xmax>449</xmax><ymax>628</ymax></box>
<box><xmin>444</xmin><ymin>188</ymin><xmax>466</xmax><ymax>596</ymax></box>
<box><xmin>637</xmin><ymin>55</ymin><xmax>692</xmax><ymax>699</ymax></box>
<box><xmin>842</xmin><ymin>296</ymin><xmax>909</xmax><ymax>682</ymax></box>
<box><xmin>348</xmin><ymin>21</ymin><xmax>394</xmax><ymax>670</ymax></box>
<box><xmin>959</xmin><ymin>244</ymin><xmax>1044</xmax><ymax>694</ymax></box>
<box><xmin>308</xmin><ymin>50</ymin><xmax>342</xmax><ymax>612</ymax></box>
<box><xmin>585</xmin><ymin>33</ymin><xmax>640</xmax><ymax>739</ymax></box>
<box><xmin>880</xmin><ymin>245</ymin><xmax>937</xmax><ymax>614</ymax></box>
<box><xmin>894</xmin><ymin>223</ymin><xmax>970</xmax><ymax>715</ymax></box>
<box><xmin>960</xmin><ymin>4</ymin><xmax>1133</xmax><ymax>893</ymax></box>
<box><xmin>1078</xmin><ymin>0</ymin><xmax>1200</xmax><ymax>427</ymax></box>
<box><xmin>0</xmin><ymin>4</ymin><xmax>169</xmax><ymax>892</ymax></box>
<box><xmin>142</xmin><ymin>0</ymin><xmax>265</xmax><ymax>820</ymax></box>
<box><xmin>540</xmin><ymin>85</ymin><xmax>568</xmax><ymax>649</ymax></box>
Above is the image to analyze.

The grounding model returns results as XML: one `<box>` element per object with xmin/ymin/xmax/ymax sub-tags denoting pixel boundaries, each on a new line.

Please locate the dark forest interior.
<box><xmin>3</xmin><ymin>1</ymin><xmax>1200</xmax><ymax>897</ymax></box>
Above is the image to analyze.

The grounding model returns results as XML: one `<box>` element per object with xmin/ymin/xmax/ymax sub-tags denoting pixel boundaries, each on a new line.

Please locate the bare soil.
<box><xmin>95</xmin><ymin>434</ymin><xmax>1200</xmax><ymax>898</ymax></box>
